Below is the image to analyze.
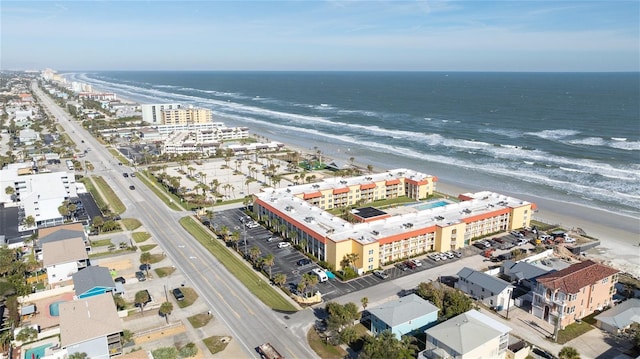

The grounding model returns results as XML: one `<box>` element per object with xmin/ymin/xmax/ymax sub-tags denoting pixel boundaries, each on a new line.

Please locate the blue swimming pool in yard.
<box><xmin>24</xmin><ymin>343</ymin><xmax>52</xmax><ymax>359</ymax></box>
<box><xmin>49</xmin><ymin>301</ymin><xmax>65</xmax><ymax>316</ymax></box>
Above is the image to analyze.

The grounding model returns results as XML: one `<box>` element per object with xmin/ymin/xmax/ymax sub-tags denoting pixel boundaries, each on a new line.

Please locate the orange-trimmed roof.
<box><xmin>360</xmin><ymin>183</ymin><xmax>376</xmax><ymax>190</ymax></box>
<box><xmin>458</xmin><ymin>194</ymin><xmax>474</xmax><ymax>201</ymax></box>
<box><xmin>537</xmin><ymin>260</ymin><xmax>619</xmax><ymax>294</ymax></box>
<box><xmin>461</xmin><ymin>208</ymin><xmax>511</xmax><ymax>223</ymax></box>
<box><xmin>303</xmin><ymin>191</ymin><xmax>322</xmax><ymax>199</ymax></box>
<box><xmin>385</xmin><ymin>179</ymin><xmax>400</xmax><ymax>186</ymax></box>
<box><xmin>333</xmin><ymin>187</ymin><xmax>350</xmax><ymax>195</ymax></box>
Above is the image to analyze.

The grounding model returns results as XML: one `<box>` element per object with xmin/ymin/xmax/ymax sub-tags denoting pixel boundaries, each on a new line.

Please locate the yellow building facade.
<box><xmin>161</xmin><ymin>107</ymin><xmax>212</xmax><ymax>125</ymax></box>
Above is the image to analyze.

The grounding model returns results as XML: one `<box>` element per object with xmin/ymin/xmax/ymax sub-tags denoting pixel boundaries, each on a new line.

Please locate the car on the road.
<box><xmin>130</xmin><ymin>173</ymin><xmax>136</xmax><ymax>177</ymax></box>
<box><xmin>81</xmin><ymin>140</ymin><xmax>85</xmax><ymax>143</ymax></box>
<box><xmin>277</xmin><ymin>242</ymin><xmax>291</xmax><ymax>249</ymax></box>
<box><xmin>114</xmin><ymin>276</ymin><xmax>126</xmax><ymax>284</ymax></box>
<box><xmin>395</xmin><ymin>262</ymin><xmax>408</xmax><ymax>271</ymax></box>
<box><xmin>129</xmin><ymin>185</ymin><xmax>136</xmax><ymax>190</ymax></box>
<box><xmin>410</xmin><ymin>258</ymin><xmax>422</xmax><ymax>267</ymax></box>
<box><xmin>172</xmin><ymin>288</ymin><xmax>185</xmax><ymax>301</ymax></box>
<box><xmin>296</xmin><ymin>258</ymin><xmax>312</xmax><ymax>266</ymax></box>
<box><xmin>373</xmin><ymin>270</ymin><xmax>389</xmax><ymax>279</ymax></box>
<box><xmin>135</xmin><ymin>271</ymin><xmax>146</xmax><ymax>282</ymax></box>
<box><xmin>123</xmin><ymin>173</ymin><xmax>129</xmax><ymax>178</ymax></box>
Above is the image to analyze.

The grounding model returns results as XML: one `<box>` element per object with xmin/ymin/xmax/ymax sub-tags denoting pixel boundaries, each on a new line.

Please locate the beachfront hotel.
<box><xmin>252</xmin><ymin>169</ymin><xmax>536</xmax><ymax>273</ymax></box>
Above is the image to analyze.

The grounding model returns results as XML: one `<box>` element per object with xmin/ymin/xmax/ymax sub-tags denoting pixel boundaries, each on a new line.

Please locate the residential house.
<box><xmin>502</xmin><ymin>260</ymin><xmax>551</xmax><ymax>290</ymax></box>
<box><xmin>368</xmin><ymin>293</ymin><xmax>439</xmax><ymax>339</ymax></box>
<box><xmin>594</xmin><ymin>298</ymin><xmax>640</xmax><ymax>334</ymax></box>
<box><xmin>532</xmin><ymin>260</ymin><xmax>619</xmax><ymax>329</ymax></box>
<box><xmin>60</xmin><ymin>293</ymin><xmax>123</xmax><ymax>358</ymax></box>
<box><xmin>18</xmin><ymin>128</ymin><xmax>39</xmax><ymax>145</ymax></box>
<box><xmin>419</xmin><ymin>309</ymin><xmax>512</xmax><ymax>359</ymax></box>
<box><xmin>72</xmin><ymin>266</ymin><xmax>117</xmax><ymax>299</ymax></box>
<box><xmin>43</xmin><ymin>237</ymin><xmax>89</xmax><ymax>284</ymax></box>
<box><xmin>38</xmin><ymin>223</ymin><xmax>86</xmax><ymax>247</ymax></box>
<box><xmin>456</xmin><ymin>267</ymin><xmax>514</xmax><ymax>310</ymax></box>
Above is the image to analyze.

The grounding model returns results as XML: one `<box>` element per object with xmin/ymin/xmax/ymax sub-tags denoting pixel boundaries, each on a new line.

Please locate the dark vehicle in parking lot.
<box><xmin>172</xmin><ymin>288</ymin><xmax>185</xmax><ymax>301</ymax></box>
<box><xmin>399</xmin><ymin>288</ymin><xmax>416</xmax><ymax>297</ymax></box>
<box><xmin>114</xmin><ymin>276</ymin><xmax>126</xmax><ymax>284</ymax></box>
<box><xmin>493</xmin><ymin>237</ymin><xmax>504</xmax><ymax>244</ymax></box>
<box><xmin>395</xmin><ymin>262</ymin><xmax>408</xmax><ymax>271</ymax></box>
<box><xmin>296</xmin><ymin>258</ymin><xmax>312</xmax><ymax>266</ymax></box>
<box><xmin>135</xmin><ymin>271</ymin><xmax>146</xmax><ymax>281</ymax></box>
<box><xmin>140</xmin><ymin>264</ymin><xmax>151</xmax><ymax>271</ymax></box>
<box><xmin>129</xmin><ymin>185</ymin><xmax>135</xmax><ymax>190</ymax></box>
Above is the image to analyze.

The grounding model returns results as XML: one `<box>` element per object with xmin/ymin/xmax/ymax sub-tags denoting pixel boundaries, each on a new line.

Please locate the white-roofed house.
<box><xmin>60</xmin><ymin>293</ymin><xmax>124</xmax><ymax>358</ymax></box>
<box><xmin>419</xmin><ymin>309</ymin><xmax>512</xmax><ymax>359</ymax></box>
<box><xmin>42</xmin><ymin>237</ymin><xmax>89</xmax><ymax>284</ymax></box>
<box><xmin>368</xmin><ymin>293</ymin><xmax>439</xmax><ymax>339</ymax></box>
<box><xmin>456</xmin><ymin>267</ymin><xmax>514</xmax><ymax>311</ymax></box>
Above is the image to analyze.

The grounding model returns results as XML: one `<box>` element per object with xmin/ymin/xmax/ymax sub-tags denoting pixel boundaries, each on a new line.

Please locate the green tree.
<box><xmin>15</xmin><ymin>326</ymin><xmax>38</xmax><ymax>343</ymax></box>
<box><xmin>273</xmin><ymin>273</ymin><xmax>287</xmax><ymax>288</ymax></box>
<box><xmin>249</xmin><ymin>246</ymin><xmax>262</xmax><ymax>264</ymax></box>
<box><xmin>325</xmin><ymin>301</ymin><xmax>361</xmax><ymax>341</ymax></box>
<box><xmin>442</xmin><ymin>288</ymin><xmax>474</xmax><ymax>319</ymax></box>
<box><xmin>159</xmin><ymin>301</ymin><xmax>174</xmax><ymax>324</ymax></box>
<box><xmin>416</xmin><ymin>282</ymin><xmax>445</xmax><ymax>310</ymax></box>
<box><xmin>121</xmin><ymin>330</ymin><xmax>134</xmax><ymax>345</ymax></box>
<box><xmin>135</xmin><ymin>290</ymin><xmax>150</xmax><ymax>314</ymax></box>
<box><xmin>139</xmin><ymin>252</ymin><xmax>152</xmax><ymax>276</ymax></box>
<box><xmin>558</xmin><ymin>346</ymin><xmax>581</xmax><ymax>359</ymax></box>
<box><xmin>113</xmin><ymin>295</ymin><xmax>126</xmax><ymax>310</ymax></box>
<box><xmin>361</xmin><ymin>296</ymin><xmax>369</xmax><ymax>311</ymax></box>
<box><xmin>263</xmin><ymin>254</ymin><xmax>275</xmax><ymax>279</ymax></box>
<box><xmin>4</xmin><ymin>186</ymin><xmax>15</xmax><ymax>197</ymax></box>
<box><xmin>92</xmin><ymin>216</ymin><xmax>104</xmax><ymax>233</ymax></box>
<box><xmin>179</xmin><ymin>342</ymin><xmax>198</xmax><ymax>358</ymax></box>
<box><xmin>24</xmin><ymin>215</ymin><xmax>35</xmax><ymax>228</ymax></box>
<box><xmin>151</xmin><ymin>347</ymin><xmax>178</xmax><ymax>359</ymax></box>
<box><xmin>359</xmin><ymin>330</ymin><xmax>418</xmax><ymax>359</ymax></box>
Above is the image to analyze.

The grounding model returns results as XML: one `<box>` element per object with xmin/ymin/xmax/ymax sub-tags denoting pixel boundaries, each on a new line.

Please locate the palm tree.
<box><xmin>361</xmin><ymin>297</ymin><xmax>369</xmax><ymax>311</ymax></box>
<box><xmin>263</xmin><ymin>254</ymin><xmax>275</xmax><ymax>279</ymax></box>
<box><xmin>68</xmin><ymin>353</ymin><xmax>88</xmax><ymax>359</ymax></box>
<box><xmin>159</xmin><ymin>301</ymin><xmax>174</xmax><ymax>324</ymax></box>
<box><xmin>139</xmin><ymin>252</ymin><xmax>152</xmax><ymax>276</ymax></box>
<box><xmin>367</xmin><ymin>164</ymin><xmax>374</xmax><ymax>174</ymax></box>
<box><xmin>135</xmin><ymin>290</ymin><xmax>150</xmax><ymax>314</ymax></box>
<box><xmin>249</xmin><ymin>246</ymin><xmax>262</xmax><ymax>265</ymax></box>
<box><xmin>273</xmin><ymin>273</ymin><xmax>287</xmax><ymax>288</ymax></box>
<box><xmin>558</xmin><ymin>347</ymin><xmax>581</xmax><ymax>359</ymax></box>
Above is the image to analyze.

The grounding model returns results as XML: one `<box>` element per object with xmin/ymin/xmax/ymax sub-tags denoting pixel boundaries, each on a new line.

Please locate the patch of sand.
<box><xmin>98</xmin><ymin>258</ymin><xmax>133</xmax><ymax>271</ymax></box>
<box><xmin>133</xmin><ymin>324</ymin><xmax>186</xmax><ymax>345</ymax></box>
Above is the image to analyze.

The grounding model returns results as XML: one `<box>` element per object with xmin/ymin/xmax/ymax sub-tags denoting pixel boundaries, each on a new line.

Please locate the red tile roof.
<box><xmin>537</xmin><ymin>260</ymin><xmax>618</xmax><ymax>294</ymax></box>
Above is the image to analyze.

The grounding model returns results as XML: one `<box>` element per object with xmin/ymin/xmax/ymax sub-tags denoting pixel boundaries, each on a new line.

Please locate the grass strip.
<box><xmin>187</xmin><ymin>313</ymin><xmax>212</xmax><ymax>329</ymax></box>
<box><xmin>556</xmin><ymin>321</ymin><xmax>594</xmax><ymax>344</ymax></box>
<box><xmin>179</xmin><ymin>216</ymin><xmax>297</xmax><ymax>312</ymax></box>
<box><xmin>93</xmin><ymin>176</ymin><xmax>126</xmax><ymax>214</ymax></box>
<box><xmin>203</xmin><ymin>336</ymin><xmax>229</xmax><ymax>355</ymax></box>
<box><xmin>139</xmin><ymin>244</ymin><xmax>157</xmax><ymax>251</ymax></box>
<box><xmin>132</xmin><ymin>232</ymin><xmax>151</xmax><ymax>243</ymax></box>
<box><xmin>137</xmin><ymin>171</ymin><xmax>184</xmax><ymax>211</ymax></box>
<box><xmin>108</xmin><ymin>148</ymin><xmax>130</xmax><ymax>165</ymax></box>
<box><xmin>80</xmin><ymin>177</ymin><xmax>107</xmax><ymax>210</ymax></box>
<box><xmin>122</xmin><ymin>218</ymin><xmax>142</xmax><ymax>230</ymax></box>
<box><xmin>90</xmin><ymin>239</ymin><xmax>113</xmax><ymax>247</ymax></box>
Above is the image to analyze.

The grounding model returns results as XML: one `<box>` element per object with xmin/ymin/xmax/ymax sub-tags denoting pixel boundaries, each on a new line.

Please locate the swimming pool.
<box><xmin>24</xmin><ymin>343</ymin><xmax>52</xmax><ymax>359</ymax></box>
<box><xmin>49</xmin><ymin>301</ymin><xmax>65</xmax><ymax>316</ymax></box>
<box><xmin>413</xmin><ymin>200</ymin><xmax>450</xmax><ymax>211</ymax></box>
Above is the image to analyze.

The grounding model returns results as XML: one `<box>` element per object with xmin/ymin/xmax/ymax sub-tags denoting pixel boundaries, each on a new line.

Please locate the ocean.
<box><xmin>65</xmin><ymin>71</ymin><xmax>640</xmax><ymax>222</ymax></box>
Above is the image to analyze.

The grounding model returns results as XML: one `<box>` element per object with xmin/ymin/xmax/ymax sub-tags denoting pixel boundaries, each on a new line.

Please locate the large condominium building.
<box><xmin>161</xmin><ymin>106</ymin><xmax>212</xmax><ymax>125</ymax></box>
<box><xmin>253</xmin><ymin>169</ymin><xmax>536</xmax><ymax>272</ymax></box>
<box><xmin>0</xmin><ymin>167</ymin><xmax>77</xmax><ymax>228</ymax></box>
<box><xmin>141</xmin><ymin>103</ymin><xmax>182</xmax><ymax>124</ymax></box>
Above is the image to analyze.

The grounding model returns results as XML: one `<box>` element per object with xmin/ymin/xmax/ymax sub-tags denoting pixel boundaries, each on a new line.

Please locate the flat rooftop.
<box><xmin>256</xmin><ymin>171</ymin><xmax>533</xmax><ymax>244</ymax></box>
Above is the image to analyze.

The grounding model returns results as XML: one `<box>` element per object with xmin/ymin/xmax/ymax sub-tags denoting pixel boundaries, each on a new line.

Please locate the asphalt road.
<box><xmin>33</xmin><ymin>82</ymin><xmax>318</xmax><ymax>359</ymax></box>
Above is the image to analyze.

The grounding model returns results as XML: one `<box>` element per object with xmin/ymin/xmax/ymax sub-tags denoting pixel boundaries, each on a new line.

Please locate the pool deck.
<box><xmin>19</xmin><ymin>337</ymin><xmax>60</xmax><ymax>359</ymax></box>
<box><xmin>23</xmin><ymin>292</ymin><xmax>74</xmax><ymax>331</ymax></box>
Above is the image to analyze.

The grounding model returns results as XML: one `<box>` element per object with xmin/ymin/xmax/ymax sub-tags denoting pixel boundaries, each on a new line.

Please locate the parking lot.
<box><xmin>203</xmin><ymin>208</ymin><xmax>542</xmax><ymax>302</ymax></box>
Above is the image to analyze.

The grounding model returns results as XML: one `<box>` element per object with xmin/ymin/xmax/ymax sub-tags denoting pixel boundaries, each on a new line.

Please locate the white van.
<box><xmin>311</xmin><ymin>268</ymin><xmax>328</xmax><ymax>283</ymax></box>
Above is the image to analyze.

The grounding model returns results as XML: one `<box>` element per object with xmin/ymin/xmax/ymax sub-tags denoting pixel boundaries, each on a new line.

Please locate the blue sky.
<box><xmin>1</xmin><ymin>1</ymin><xmax>638</xmax><ymax>71</ymax></box>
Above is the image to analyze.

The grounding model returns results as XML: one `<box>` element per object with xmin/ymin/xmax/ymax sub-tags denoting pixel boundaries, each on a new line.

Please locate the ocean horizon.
<box><xmin>64</xmin><ymin>71</ymin><xmax>640</xmax><ymax>225</ymax></box>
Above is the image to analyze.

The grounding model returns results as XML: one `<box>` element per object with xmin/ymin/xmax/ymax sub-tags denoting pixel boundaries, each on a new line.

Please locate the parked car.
<box><xmin>172</xmin><ymin>288</ymin><xmax>185</xmax><ymax>301</ymax></box>
<box><xmin>135</xmin><ymin>271</ymin><xmax>146</xmax><ymax>282</ymax></box>
<box><xmin>453</xmin><ymin>251</ymin><xmax>463</xmax><ymax>258</ymax></box>
<box><xmin>266</xmin><ymin>236</ymin><xmax>278</xmax><ymax>242</ymax></box>
<box><xmin>410</xmin><ymin>258</ymin><xmax>422</xmax><ymax>267</ymax></box>
<box><xmin>277</xmin><ymin>242</ymin><xmax>291</xmax><ymax>249</ymax></box>
<box><xmin>404</xmin><ymin>260</ymin><xmax>417</xmax><ymax>269</ymax></box>
<box><xmin>129</xmin><ymin>185</ymin><xmax>136</xmax><ymax>190</ymax></box>
<box><xmin>140</xmin><ymin>263</ymin><xmax>151</xmax><ymax>271</ymax></box>
<box><xmin>114</xmin><ymin>276</ymin><xmax>126</xmax><ymax>284</ymax></box>
<box><xmin>373</xmin><ymin>270</ymin><xmax>389</xmax><ymax>279</ymax></box>
<box><xmin>428</xmin><ymin>253</ymin><xmax>441</xmax><ymax>261</ymax></box>
<box><xmin>395</xmin><ymin>262</ymin><xmax>408</xmax><ymax>271</ymax></box>
<box><xmin>296</xmin><ymin>258</ymin><xmax>312</xmax><ymax>266</ymax></box>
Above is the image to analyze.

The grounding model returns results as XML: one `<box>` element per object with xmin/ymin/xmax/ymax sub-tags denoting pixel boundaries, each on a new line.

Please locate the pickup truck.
<box><xmin>257</xmin><ymin>343</ymin><xmax>284</xmax><ymax>359</ymax></box>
